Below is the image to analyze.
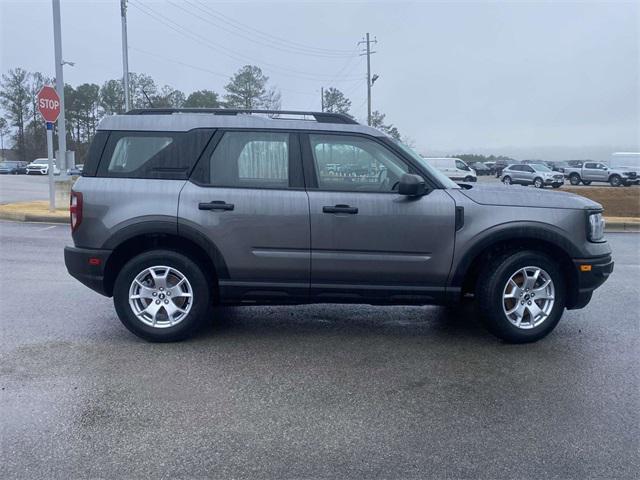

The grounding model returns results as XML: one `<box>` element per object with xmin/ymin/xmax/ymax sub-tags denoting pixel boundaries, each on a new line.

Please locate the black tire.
<box><xmin>533</xmin><ymin>177</ymin><xmax>544</xmax><ymax>188</ymax></box>
<box><xmin>113</xmin><ymin>249</ymin><xmax>212</xmax><ymax>342</ymax></box>
<box><xmin>582</xmin><ymin>181</ymin><xmax>591</xmax><ymax>185</ymax></box>
<box><xmin>569</xmin><ymin>174</ymin><xmax>581</xmax><ymax>185</ymax></box>
<box><xmin>609</xmin><ymin>175</ymin><xmax>622</xmax><ymax>187</ymax></box>
<box><xmin>502</xmin><ymin>175</ymin><xmax>512</xmax><ymax>185</ymax></box>
<box><xmin>476</xmin><ymin>250</ymin><xmax>566</xmax><ymax>343</ymax></box>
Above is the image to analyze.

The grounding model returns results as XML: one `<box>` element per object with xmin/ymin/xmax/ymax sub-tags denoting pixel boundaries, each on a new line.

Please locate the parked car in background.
<box><xmin>26</xmin><ymin>158</ymin><xmax>60</xmax><ymax>175</ymax></box>
<box><xmin>64</xmin><ymin>108</ymin><xmax>612</xmax><ymax>344</ymax></box>
<box><xmin>471</xmin><ymin>162</ymin><xmax>491</xmax><ymax>176</ymax></box>
<box><xmin>424</xmin><ymin>157</ymin><xmax>477</xmax><ymax>182</ymax></box>
<box><xmin>564</xmin><ymin>161</ymin><xmax>638</xmax><ymax>187</ymax></box>
<box><xmin>493</xmin><ymin>160</ymin><xmax>511</xmax><ymax>177</ymax></box>
<box><xmin>550</xmin><ymin>161</ymin><xmax>571</xmax><ymax>173</ymax></box>
<box><xmin>501</xmin><ymin>163</ymin><xmax>565</xmax><ymax>188</ymax></box>
<box><xmin>67</xmin><ymin>164</ymin><xmax>84</xmax><ymax>176</ymax></box>
<box><xmin>0</xmin><ymin>161</ymin><xmax>27</xmax><ymax>174</ymax></box>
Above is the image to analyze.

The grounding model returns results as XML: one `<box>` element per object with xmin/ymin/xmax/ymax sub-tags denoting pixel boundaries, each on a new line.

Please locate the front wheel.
<box><xmin>533</xmin><ymin>177</ymin><xmax>544</xmax><ymax>188</ymax></box>
<box><xmin>569</xmin><ymin>174</ymin><xmax>581</xmax><ymax>185</ymax></box>
<box><xmin>113</xmin><ymin>249</ymin><xmax>212</xmax><ymax>342</ymax></box>
<box><xmin>502</xmin><ymin>176</ymin><xmax>512</xmax><ymax>185</ymax></box>
<box><xmin>609</xmin><ymin>175</ymin><xmax>622</xmax><ymax>187</ymax></box>
<box><xmin>476</xmin><ymin>251</ymin><xmax>566</xmax><ymax>343</ymax></box>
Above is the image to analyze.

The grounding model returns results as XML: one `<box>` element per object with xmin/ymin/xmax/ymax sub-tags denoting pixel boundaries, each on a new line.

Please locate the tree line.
<box><xmin>0</xmin><ymin>65</ymin><xmax>403</xmax><ymax>163</ymax></box>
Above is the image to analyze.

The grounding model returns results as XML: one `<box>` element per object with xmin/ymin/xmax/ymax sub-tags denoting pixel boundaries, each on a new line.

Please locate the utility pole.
<box><xmin>358</xmin><ymin>33</ymin><xmax>377</xmax><ymax>126</ymax></box>
<box><xmin>52</xmin><ymin>0</ymin><xmax>67</xmax><ymax>171</ymax></box>
<box><xmin>121</xmin><ymin>0</ymin><xmax>131</xmax><ymax>111</ymax></box>
<box><xmin>320</xmin><ymin>87</ymin><xmax>324</xmax><ymax>112</ymax></box>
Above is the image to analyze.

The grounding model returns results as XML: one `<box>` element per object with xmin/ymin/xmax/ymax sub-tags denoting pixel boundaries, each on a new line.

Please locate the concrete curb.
<box><xmin>605</xmin><ymin>221</ymin><xmax>640</xmax><ymax>232</ymax></box>
<box><xmin>0</xmin><ymin>211</ymin><xmax>69</xmax><ymax>224</ymax></box>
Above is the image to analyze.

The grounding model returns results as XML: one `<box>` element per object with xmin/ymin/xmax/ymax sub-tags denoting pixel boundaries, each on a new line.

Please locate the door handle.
<box><xmin>199</xmin><ymin>201</ymin><xmax>234</xmax><ymax>211</ymax></box>
<box><xmin>322</xmin><ymin>204</ymin><xmax>358</xmax><ymax>214</ymax></box>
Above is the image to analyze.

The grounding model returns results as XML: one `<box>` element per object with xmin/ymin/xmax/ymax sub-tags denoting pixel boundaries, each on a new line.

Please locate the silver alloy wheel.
<box><xmin>128</xmin><ymin>265</ymin><xmax>193</xmax><ymax>328</ymax></box>
<box><xmin>502</xmin><ymin>266</ymin><xmax>555</xmax><ymax>329</ymax></box>
<box><xmin>534</xmin><ymin>178</ymin><xmax>543</xmax><ymax>188</ymax></box>
<box><xmin>503</xmin><ymin>176</ymin><xmax>511</xmax><ymax>184</ymax></box>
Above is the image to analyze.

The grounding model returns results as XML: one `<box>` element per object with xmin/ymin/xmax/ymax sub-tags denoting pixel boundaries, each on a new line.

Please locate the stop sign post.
<box><xmin>37</xmin><ymin>86</ymin><xmax>61</xmax><ymax>211</ymax></box>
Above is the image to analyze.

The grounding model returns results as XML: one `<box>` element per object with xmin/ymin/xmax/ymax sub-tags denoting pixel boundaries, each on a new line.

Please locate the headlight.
<box><xmin>588</xmin><ymin>212</ymin><xmax>605</xmax><ymax>242</ymax></box>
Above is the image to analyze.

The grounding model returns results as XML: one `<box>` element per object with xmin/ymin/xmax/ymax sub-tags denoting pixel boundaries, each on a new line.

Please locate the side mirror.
<box><xmin>398</xmin><ymin>173</ymin><xmax>428</xmax><ymax>196</ymax></box>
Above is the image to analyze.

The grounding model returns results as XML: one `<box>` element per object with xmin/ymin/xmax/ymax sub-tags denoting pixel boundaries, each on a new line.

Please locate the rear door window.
<box><xmin>193</xmin><ymin>131</ymin><xmax>302</xmax><ymax>189</ymax></box>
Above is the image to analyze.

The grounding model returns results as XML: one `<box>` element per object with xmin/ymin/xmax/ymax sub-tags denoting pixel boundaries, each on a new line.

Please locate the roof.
<box><xmin>98</xmin><ymin>109</ymin><xmax>385</xmax><ymax>137</ymax></box>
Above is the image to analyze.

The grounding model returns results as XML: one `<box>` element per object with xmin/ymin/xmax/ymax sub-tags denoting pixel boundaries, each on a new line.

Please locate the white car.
<box><xmin>26</xmin><ymin>158</ymin><xmax>60</xmax><ymax>175</ymax></box>
<box><xmin>421</xmin><ymin>157</ymin><xmax>477</xmax><ymax>182</ymax></box>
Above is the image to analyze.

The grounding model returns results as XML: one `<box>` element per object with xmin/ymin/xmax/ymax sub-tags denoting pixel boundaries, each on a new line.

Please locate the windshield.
<box><xmin>390</xmin><ymin>139</ymin><xmax>459</xmax><ymax>189</ymax></box>
<box><xmin>531</xmin><ymin>164</ymin><xmax>552</xmax><ymax>172</ymax></box>
<box><xmin>0</xmin><ymin>162</ymin><xmax>13</xmax><ymax>167</ymax></box>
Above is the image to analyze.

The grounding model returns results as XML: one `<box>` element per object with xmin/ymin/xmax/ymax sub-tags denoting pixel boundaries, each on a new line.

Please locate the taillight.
<box><xmin>70</xmin><ymin>190</ymin><xmax>83</xmax><ymax>233</ymax></box>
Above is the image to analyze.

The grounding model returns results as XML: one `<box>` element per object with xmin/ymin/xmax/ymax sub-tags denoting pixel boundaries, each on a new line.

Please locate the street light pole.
<box><xmin>121</xmin><ymin>0</ymin><xmax>131</xmax><ymax>112</ymax></box>
<box><xmin>52</xmin><ymin>0</ymin><xmax>67</xmax><ymax>171</ymax></box>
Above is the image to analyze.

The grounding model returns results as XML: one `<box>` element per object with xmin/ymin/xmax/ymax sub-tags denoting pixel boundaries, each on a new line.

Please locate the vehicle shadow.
<box><xmin>196</xmin><ymin>302</ymin><xmax>494</xmax><ymax>344</ymax></box>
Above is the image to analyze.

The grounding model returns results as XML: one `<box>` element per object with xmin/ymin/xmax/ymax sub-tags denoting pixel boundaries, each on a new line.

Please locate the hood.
<box><xmin>460</xmin><ymin>184</ymin><xmax>602</xmax><ymax>210</ymax></box>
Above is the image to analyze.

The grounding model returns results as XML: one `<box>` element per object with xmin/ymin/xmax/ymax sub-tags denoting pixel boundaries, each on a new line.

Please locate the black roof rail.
<box><xmin>124</xmin><ymin>108</ymin><xmax>359</xmax><ymax>125</ymax></box>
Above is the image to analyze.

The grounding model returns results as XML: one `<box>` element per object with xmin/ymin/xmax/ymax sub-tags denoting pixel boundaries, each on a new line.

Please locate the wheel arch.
<box><xmin>102</xmin><ymin>223</ymin><xmax>228</xmax><ymax>299</ymax></box>
<box><xmin>450</xmin><ymin>224</ymin><xmax>582</xmax><ymax>309</ymax></box>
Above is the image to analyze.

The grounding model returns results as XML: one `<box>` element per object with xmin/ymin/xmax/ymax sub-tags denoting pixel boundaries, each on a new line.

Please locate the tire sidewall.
<box><xmin>479</xmin><ymin>251</ymin><xmax>566</xmax><ymax>343</ymax></box>
<box><xmin>113</xmin><ymin>249</ymin><xmax>211</xmax><ymax>342</ymax></box>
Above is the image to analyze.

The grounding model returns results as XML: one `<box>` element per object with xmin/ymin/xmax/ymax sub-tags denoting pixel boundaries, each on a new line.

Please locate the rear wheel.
<box><xmin>113</xmin><ymin>249</ymin><xmax>211</xmax><ymax>342</ymax></box>
<box><xmin>569</xmin><ymin>174</ymin><xmax>581</xmax><ymax>185</ymax></box>
<box><xmin>533</xmin><ymin>177</ymin><xmax>544</xmax><ymax>188</ymax></box>
<box><xmin>609</xmin><ymin>175</ymin><xmax>622</xmax><ymax>187</ymax></box>
<box><xmin>502</xmin><ymin>176</ymin><xmax>512</xmax><ymax>185</ymax></box>
<box><xmin>476</xmin><ymin>250</ymin><xmax>566</xmax><ymax>343</ymax></box>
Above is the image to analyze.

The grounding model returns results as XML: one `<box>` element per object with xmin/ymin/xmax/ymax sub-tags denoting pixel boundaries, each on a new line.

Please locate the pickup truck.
<box><xmin>564</xmin><ymin>161</ymin><xmax>639</xmax><ymax>187</ymax></box>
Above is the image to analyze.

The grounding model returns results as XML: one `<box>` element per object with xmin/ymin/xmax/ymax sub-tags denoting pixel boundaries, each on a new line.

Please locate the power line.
<box><xmin>130</xmin><ymin>46</ymin><xmax>320</xmax><ymax>98</ymax></box>
<box><xmin>178</xmin><ymin>0</ymin><xmax>359</xmax><ymax>59</ymax></box>
<box><xmin>190</xmin><ymin>0</ymin><xmax>357</xmax><ymax>56</ymax></box>
<box><xmin>129</xmin><ymin>0</ymin><xmax>361</xmax><ymax>82</ymax></box>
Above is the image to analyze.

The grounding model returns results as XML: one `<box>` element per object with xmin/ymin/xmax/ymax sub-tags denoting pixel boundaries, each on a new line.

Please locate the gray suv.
<box><xmin>501</xmin><ymin>163</ymin><xmax>565</xmax><ymax>188</ymax></box>
<box><xmin>64</xmin><ymin>109</ymin><xmax>613</xmax><ymax>343</ymax></box>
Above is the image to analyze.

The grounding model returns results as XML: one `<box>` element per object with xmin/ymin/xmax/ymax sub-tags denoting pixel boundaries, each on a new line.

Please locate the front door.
<box><xmin>179</xmin><ymin>130</ymin><xmax>310</xmax><ymax>303</ymax></box>
<box><xmin>303</xmin><ymin>133</ymin><xmax>456</xmax><ymax>304</ymax></box>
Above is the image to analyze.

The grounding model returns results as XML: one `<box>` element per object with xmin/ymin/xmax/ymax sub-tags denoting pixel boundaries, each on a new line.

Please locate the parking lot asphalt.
<box><xmin>1</xmin><ymin>220</ymin><xmax>638</xmax><ymax>479</ymax></box>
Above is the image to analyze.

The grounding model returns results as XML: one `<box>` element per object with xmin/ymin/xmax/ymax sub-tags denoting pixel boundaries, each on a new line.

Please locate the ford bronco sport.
<box><xmin>64</xmin><ymin>109</ymin><xmax>613</xmax><ymax>343</ymax></box>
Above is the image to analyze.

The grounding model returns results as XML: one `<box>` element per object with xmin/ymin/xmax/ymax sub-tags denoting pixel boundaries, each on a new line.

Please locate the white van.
<box><xmin>610</xmin><ymin>152</ymin><xmax>640</xmax><ymax>175</ymax></box>
<box><xmin>422</xmin><ymin>157</ymin><xmax>477</xmax><ymax>182</ymax></box>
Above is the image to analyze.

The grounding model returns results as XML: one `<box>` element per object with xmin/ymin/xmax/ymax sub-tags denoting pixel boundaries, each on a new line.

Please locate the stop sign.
<box><xmin>37</xmin><ymin>86</ymin><xmax>61</xmax><ymax>123</ymax></box>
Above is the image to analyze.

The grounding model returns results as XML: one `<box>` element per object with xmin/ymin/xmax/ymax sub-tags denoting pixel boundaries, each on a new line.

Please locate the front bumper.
<box><xmin>64</xmin><ymin>246</ymin><xmax>112</xmax><ymax>296</ymax></box>
<box><xmin>568</xmin><ymin>254</ymin><xmax>614</xmax><ymax>309</ymax></box>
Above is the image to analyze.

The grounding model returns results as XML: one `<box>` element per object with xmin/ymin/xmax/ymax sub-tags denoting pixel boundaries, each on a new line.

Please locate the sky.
<box><xmin>1</xmin><ymin>0</ymin><xmax>638</xmax><ymax>160</ymax></box>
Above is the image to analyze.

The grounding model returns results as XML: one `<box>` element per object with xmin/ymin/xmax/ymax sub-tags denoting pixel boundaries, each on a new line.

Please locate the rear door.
<box><xmin>178</xmin><ymin>130</ymin><xmax>310</xmax><ymax>303</ymax></box>
<box><xmin>302</xmin><ymin>133</ymin><xmax>456</xmax><ymax>303</ymax></box>
<box><xmin>583</xmin><ymin>162</ymin><xmax>607</xmax><ymax>181</ymax></box>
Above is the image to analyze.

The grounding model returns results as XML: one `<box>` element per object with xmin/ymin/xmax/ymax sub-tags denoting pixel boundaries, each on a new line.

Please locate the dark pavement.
<box><xmin>1</xmin><ymin>220</ymin><xmax>638</xmax><ymax>479</ymax></box>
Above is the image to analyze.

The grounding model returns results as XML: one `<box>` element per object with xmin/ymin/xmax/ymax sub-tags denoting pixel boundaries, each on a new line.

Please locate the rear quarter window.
<box><xmin>95</xmin><ymin>129</ymin><xmax>213</xmax><ymax>179</ymax></box>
